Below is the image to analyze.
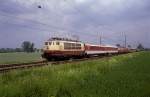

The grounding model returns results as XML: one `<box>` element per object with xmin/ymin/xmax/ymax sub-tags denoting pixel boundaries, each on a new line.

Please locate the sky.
<box><xmin>0</xmin><ymin>0</ymin><xmax>150</xmax><ymax>48</ymax></box>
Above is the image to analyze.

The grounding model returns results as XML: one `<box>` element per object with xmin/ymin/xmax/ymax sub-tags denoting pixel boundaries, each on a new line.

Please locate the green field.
<box><xmin>0</xmin><ymin>51</ymin><xmax>150</xmax><ymax>97</ymax></box>
<box><xmin>0</xmin><ymin>52</ymin><xmax>42</xmax><ymax>64</ymax></box>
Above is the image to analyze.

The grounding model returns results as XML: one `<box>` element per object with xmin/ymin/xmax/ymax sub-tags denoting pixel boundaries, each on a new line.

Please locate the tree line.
<box><xmin>0</xmin><ymin>41</ymin><xmax>41</xmax><ymax>53</ymax></box>
<box><xmin>0</xmin><ymin>41</ymin><xmax>149</xmax><ymax>53</ymax></box>
<box><xmin>116</xmin><ymin>43</ymin><xmax>148</xmax><ymax>51</ymax></box>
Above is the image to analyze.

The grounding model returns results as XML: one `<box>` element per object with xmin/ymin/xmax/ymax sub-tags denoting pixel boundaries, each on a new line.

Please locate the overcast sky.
<box><xmin>0</xmin><ymin>0</ymin><xmax>150</xmax><ymax>48</ymax></box>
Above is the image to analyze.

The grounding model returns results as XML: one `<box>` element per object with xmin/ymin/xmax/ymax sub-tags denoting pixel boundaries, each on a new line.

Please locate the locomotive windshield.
<box><xmin>45</xmin><ymin>42</ymin><xmax>48</xmax><ymax>45</ymax></box>
<box><xmin>45</xmin><ymin>42</ymin><xmax>52</xmax><ymax>45</ymax></box>
<box><xmin>49</xmin><ymin>42</ymin><xmax>52</xmax><ymax>45</ymax></box>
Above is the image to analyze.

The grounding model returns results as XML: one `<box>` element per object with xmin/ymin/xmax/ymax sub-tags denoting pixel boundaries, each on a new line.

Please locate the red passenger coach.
<box><xmin>85</xmin><ymin>44</ymin><xmax>118</xmax><ymax>55</ymax></box>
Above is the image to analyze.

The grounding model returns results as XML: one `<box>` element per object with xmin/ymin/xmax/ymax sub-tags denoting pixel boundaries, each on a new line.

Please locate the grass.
<box><xmin>0</xmin><ymin>52</ymin><xmax>42</xmax><ymax>64</ymax></box>
<box><xmin>0</xmin><ymin>51</ymin><xmax>150</xmax><ymax>97</ymax></box>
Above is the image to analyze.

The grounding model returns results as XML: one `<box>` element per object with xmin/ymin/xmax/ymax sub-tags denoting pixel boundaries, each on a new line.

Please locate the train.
<box><xmin>42</xmin><ymin>37</ymin><xmax>131</xmax><ymax>60</ymax></box>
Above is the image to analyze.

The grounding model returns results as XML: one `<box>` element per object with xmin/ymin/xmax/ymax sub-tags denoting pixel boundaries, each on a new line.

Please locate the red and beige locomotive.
<box><xmin>42</xmin><ymin>37</ymin><xmax>130</xmax><ymax>60</ymax></box>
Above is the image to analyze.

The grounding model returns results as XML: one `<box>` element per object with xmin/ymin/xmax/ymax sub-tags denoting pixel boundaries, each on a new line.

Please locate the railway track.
<box><xmin>0</xmin><ymin>55</ymin><xmax>113</xmax><ymax>73</ymax></box>
<box><xmin>0</xmin><ymin>61</ymin><xmax>49</xmax><ymax>73</ymax></box>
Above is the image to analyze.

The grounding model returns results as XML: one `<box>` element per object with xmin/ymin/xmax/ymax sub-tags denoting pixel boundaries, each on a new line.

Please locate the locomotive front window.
<box><xmin>53</xmin><ymin>42</ymin><xmax>55</xmax><ymax>45</ymax></box>
<box><xmin>49</xmin><ymin>42</ymin><xmax>52</xmax><ymax>45</ymax></box>
<box><xmin>56</xmin><ymin>42</ymin><xmax>60</xmax><ymax>45</ymax></box>
<box><xmin>45</xmin><ymin>42</ymin><xmax>48</xmax><ymax>45</ymax></box>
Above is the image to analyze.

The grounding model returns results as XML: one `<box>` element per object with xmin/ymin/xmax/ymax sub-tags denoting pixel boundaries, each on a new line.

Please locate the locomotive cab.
<box><xmin>42</xmin><ymin>37</ymin><xmax>85</xmax><ymax>60</ymax></box>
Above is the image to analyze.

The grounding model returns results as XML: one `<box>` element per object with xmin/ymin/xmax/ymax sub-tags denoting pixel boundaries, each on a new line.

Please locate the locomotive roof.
<box><xmin>48</xmin><ymin>37</ymin><xmax>80</xmax><ymax>42</ymax></box>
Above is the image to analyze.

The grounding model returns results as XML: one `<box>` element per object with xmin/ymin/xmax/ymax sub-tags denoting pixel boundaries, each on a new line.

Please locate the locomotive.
<box><xmin>42</xmin><ymin>37</ymin><xmax>130</xmax><ymax>60</ymax></box>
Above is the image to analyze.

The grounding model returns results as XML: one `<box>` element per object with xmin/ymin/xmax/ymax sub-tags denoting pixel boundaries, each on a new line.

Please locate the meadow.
<box><xmin>0</xmin><ymin>52</ymin><xmax>42</xmax><ymax>64</ymax></box>
<box><xmin>0</xmin><ymin>51</ymin><xmax>150</xmax><ymax>97</ymax></box>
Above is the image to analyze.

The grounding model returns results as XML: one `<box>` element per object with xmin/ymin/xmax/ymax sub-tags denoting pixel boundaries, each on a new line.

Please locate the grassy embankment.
<box><xmin>0</xmin><ymin>52</ymin><xmax>42</xmax><ymax>64</ymax></box>
<box><xmin>0</xmin><ymin>51</ymin><xmax>150</xmax><ymax>97</ymax></box>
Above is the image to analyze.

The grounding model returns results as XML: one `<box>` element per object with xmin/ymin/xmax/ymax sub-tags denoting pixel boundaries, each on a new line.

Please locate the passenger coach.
<box><xmin>85</xmin><ymin>44</ymin><xmax>118</xmax><ymax>55</ymax></box>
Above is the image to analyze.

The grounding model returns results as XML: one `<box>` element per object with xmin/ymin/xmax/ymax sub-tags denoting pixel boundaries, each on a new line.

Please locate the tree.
<box><xmin>0</xmin><ymin>48</ymin><xmax>6</xmax><ymax>53</ymax></box>
<box><xmin>21</xmin><ymin>41</ymin><xmax>35</xmax><ymax>53</ymax></box>
<box><xmin>30</xmin><ymin>43</ymin><xmax>35</xmax><ymax>52</ymax></box>
<box><xmin>137</xmin><ymin>43</ymin><xmax>144</xmax><ymax>50</ymax></box>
